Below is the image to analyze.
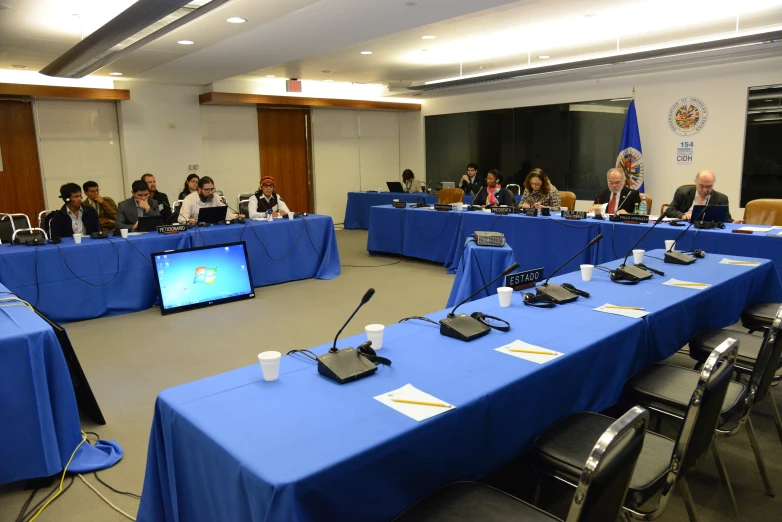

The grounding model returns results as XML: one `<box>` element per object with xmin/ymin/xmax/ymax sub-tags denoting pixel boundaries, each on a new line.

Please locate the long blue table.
<box><xmin>367</xmin><ymin>206</ymin><xmax>463</xmax><ymax>264</ymax></box>
<box><xmin>0</xmin><ymin>283</ymin><xmax>122</xmax><ymax>486</ymax></box>
<box><xmin>345</xmin><ymin>192</ymin><xmax>477</xmax><ymax>230</ymax></box>
<box><xmin>137</xmin><ymin>250</ymin><xmax>781</xmax><ymax>522</ymax></box>
<box><xmin>446</xmin><ymin>239</ymin><xmax>516</xmax><ymax>308</ymax></box>
<box><xmin>0</xmin><ymin>216</ymin><xmax>340</xmax><ymax>322</ymax></box>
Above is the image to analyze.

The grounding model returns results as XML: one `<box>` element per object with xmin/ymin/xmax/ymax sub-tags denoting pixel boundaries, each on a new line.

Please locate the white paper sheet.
<box><xmin>594</xmin><ymin>303</ymin><xmax>650</xmax><ymax>319</ymax></box>
<box><xmin>374</xmin><ymin>384</ymin><xmax>455</xmax><ymax>422</ymax></box>
<box><xmin>663</xmin><ymin>278</ymin><xmax>711</xmax><ymax>290</ymax></box>
<box><xmin>737</xmin><ymin>226</ymin><xmax>773</xmax><ymax>232</ymax></box>
<box><xmin>495</xmin><ymin>339</ymin><xmax>563</xmax><ymax>364</ymax></box>
<box><xmin>719</xmin><ymin>258</ymin><xmax>761</xmax><ymax>267</ymax></box>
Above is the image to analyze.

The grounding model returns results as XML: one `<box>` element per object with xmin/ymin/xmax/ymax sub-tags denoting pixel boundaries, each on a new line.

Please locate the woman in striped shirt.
<box><xmin>520</xmin><ymin>168</ymin><xmax>561</xmax><ymax>210</ymax></box>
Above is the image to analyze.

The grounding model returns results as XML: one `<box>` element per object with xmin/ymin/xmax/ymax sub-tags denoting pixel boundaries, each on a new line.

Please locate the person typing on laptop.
<box><xmin>178</xmin><ymin>176</ymin><xmax>243</xmax><ymax>224</ymax></box>
<box><xmin>664</xmin><ymin>170</ymin><xmax>739</xmax><ymax>222</ymax></box>
<box><xmin>249</xmin><ymin>176</ymin><xmax>290</xmax><ymax>218</ymax></box>
<box><xmin>115</xmin><ymin>180</ymin><xmax>161</xmax><ymax>233</ymax></box>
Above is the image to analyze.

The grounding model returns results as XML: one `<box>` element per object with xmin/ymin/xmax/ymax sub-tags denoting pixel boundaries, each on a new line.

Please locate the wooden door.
<box><xmin>0</xmin><ymin>100</ymin><xmax>45</xmax><ymax>225</ymax></box>
<box><xmin>257</xmin><ymin>108</ymin><xmax>313</xmax><ymax>213</ymax></box>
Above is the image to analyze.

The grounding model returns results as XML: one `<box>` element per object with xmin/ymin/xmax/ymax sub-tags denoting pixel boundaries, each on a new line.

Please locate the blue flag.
<box><xmin>616</xmin><ymin>99</ymin><xmax>644</xmax><ymax>192</ymax></box>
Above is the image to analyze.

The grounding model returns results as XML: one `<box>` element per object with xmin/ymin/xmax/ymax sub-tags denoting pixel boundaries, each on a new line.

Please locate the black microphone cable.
<box><xmin>53</xmin><ymin>239</ymin><xmax>120</xmax><ymax>287</ymax></box>
<box><xmin>410</xmin><ymin>207</ymin><xmax>458</xmax><ymax>243</ymax></box>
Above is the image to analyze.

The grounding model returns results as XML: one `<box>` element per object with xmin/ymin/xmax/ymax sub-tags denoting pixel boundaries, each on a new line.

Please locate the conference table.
<box><xmin>0</xmin><ymin>282</ymin><xmax>122</xmax><ymax>486</ymax></box>
<box><xmin>137</xmin><ymin>250</ymin><xmax>781</xmax><ymax>522</ymax></box>
<box><xmin>344</xmin><ymin>192</ymin><xmax>463</xmax><ymax>230</ymax></box>
<box><xmin>0</xmin><ymin>216</ymin><xmax>340</xmax><ymax>323</ymax></box>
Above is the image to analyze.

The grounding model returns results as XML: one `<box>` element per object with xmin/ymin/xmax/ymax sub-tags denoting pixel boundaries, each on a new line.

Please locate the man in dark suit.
<box><xmin>664</xmin><ymin>170</ymin><xmax>736</xmax><ymax>222</ymax></box>
<box><xmin>115</xmin><ymin>179</ymin><xmax>161</xmax><ymax>233</ymax></box>
<box><xmin>49</xmin><ymin>183</ymin><xmax>101</xmax><ymax>238</ymax></box>
<box><xmin>141</xmin><ymin>173</ymin><xmax>171</xmax><ymax>222</ymax></box>
<box><xmin>591</xmin><ymin>168</ymin><xmax>640</xmax><ymax>215</ymax></box>
<box><xmin>458</xmin><ymin>163</ymin><xmax>484</xmax><ymax>196</ymax></box>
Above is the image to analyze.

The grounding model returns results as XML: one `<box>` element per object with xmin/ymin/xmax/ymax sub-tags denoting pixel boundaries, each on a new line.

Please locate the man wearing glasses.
<box><xmin>591</xmin><ymin>168</ymin><xmax>640</xmax><ymax>215</ymax></box>
<box><xmin>178</xmin><ymin>176</ymin><xmax>244</xmax><ymax>224</ymax></box>
<box><xmin>664</xmin><ymin>170</ymin><xmax>735</xmax><ymax>222</ymax></box>
<box><xmin>115</xmin><ymin>179</ymin><xmax>162</xmax><ymax>232</ymax></box>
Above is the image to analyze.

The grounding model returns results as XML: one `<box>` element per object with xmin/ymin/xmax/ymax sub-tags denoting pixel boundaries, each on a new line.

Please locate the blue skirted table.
<box><xmin>446</xmin><ymin>239</ymin><xmax>516</xmax><ymax>308</ymax></box>
<box><xmin>367</xmin><ymin>206</ymin><xmax>463</xmax><ymax>264</ymax></box>
<box><xmin>344</xmin><ymin>192</ymin><xmax>478</xmax><ymax>230</ymax></box>
<box><xmin>137</xmin><ymin>251</ymin><xmax>781</xmax><ymax>522</ymax></box>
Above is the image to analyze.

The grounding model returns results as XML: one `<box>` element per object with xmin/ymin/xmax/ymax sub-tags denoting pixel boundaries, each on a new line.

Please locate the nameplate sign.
<box><xmin>434</xmin><ymin>203</ymin><xmax>454</xmax><ymax>211</ymax></box>
<box><xmin>562</xmin><ymin>211</ymin><xmax>587</xmax><ymax>220</ymax></box>
<box><xmin>540</xmin><ymin>208</ymin><xmax>551</xmax><ymax>216</ymax></box>
<box><xmin>490</xmin><ymin>206</ymin><xmax>515</xmax><ymax>215</ymax></box>
<box><xmin>504</xmin><ymin>268</ymin><xmax>545</xmax><ymax>291</ymax></box>
<box><xmin>392</xmin><ymin>201</ymin><xmax>407</xmax><ymax>209</ymax></box>
<box><xmin>524</xmin><ymin>208</ymin><xmax>538</xmax><ymax>217</ymax></box>
<box><xmin>157</xmin><ymin>224</ymin><xmax>187</xmax><ymax>234</ymax></box>
<box><xmin>618</xmin><ymin>214</ymin><xmax>649</xmax><ymax>224</ymax></box>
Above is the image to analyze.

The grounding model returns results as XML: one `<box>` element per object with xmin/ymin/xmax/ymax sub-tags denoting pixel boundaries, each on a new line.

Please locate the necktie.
<box><xmin>607</xmin><ymin>193</ymin><xmax>617</xmax><ymax>214</ymax></box>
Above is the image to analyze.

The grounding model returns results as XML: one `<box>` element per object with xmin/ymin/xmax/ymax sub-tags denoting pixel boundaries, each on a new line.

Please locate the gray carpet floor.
<box><xmin>1</xmin><ymin>229</ymin><xmax>780</xmax><ymax>521</ymax></box>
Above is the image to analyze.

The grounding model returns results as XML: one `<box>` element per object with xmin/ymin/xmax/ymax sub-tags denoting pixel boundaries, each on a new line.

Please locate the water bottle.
<box><xmin>266</xmin><ymin>209</ymin><xmax>273</xmax><ymax>222</ymax></box>
<box><xmin>633</xmin><ymin>203</ymin><xmax>639</xmax><ymax>215</ymax></box>
<box><xmin>638</xmin><ymin>196</ymin><xmax>647</xmax><ymax>216</ymax></box>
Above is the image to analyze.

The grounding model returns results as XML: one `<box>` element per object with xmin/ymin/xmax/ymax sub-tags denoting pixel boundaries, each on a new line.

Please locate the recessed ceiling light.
<box><xmin>324</xmin><ymin>79</ymin><xmax>333</xmax><ymax>82</ymax></box>
<box><xmin>360</xmin><ymin>51</ymin><xmax>373</xmax><ymax>55</ymax></box>
<box><xmin>226</xmin><ymin>17</ymin><xmax>246</xmax><ymax>23</ymax></box>
<box><xmin>109</xmin><ymin>71</ymin><xmax>123</xmax><ymax>76</ymax></box>
<box><xmin>177</xmin><ymin>40</ymin><xmax>195</xmax><ymax>45</ymax></box>
<box><xmin>10</xmin><ymin>64</ymin><xmax>28</xmax><ymax>69</ymax></box>
<box><xmin>421</xmin><ymin>35</ymin><xmax>436</xmax><ymax>40</ymax></box>
<box><xmin>538</xmin><ymin>55</ymin><xmax>550</xmax><ymax>59</ymax></box>
<box><xmin>265</xmin><ymin>75</ymin><xmax>275</xmax><ymax>78</ymax></box>
<box><xmin>321</xmin><ymin>70</ymin><xmax>332</xmax><ymax>74</ymax></box>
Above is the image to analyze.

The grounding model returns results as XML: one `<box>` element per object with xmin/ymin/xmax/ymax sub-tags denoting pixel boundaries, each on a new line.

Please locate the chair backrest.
<box><xmin>506</xmin><ymin>184</ymin><xmax>521</xmax><ymax>196</ymax></box>
<box><xmin>661</xmin><ymin>184</ymin><xmax>696</xmax><ymax>215</ymax></box>
<box><xmin>743</xmin><ymin>199</ymin><xmax>782</xmax><ymax>226</ymax></box>
<box><xmin>560</xmin><ymin>191</ymin><xmax>576</xmax><ymax>211</ymax></box>
<box><xmin>12</xmin><ymin>227</ymin><xmax>48</xmax><ymax>244</ymax></box>
<box><xmin>239</xmin><ymin>198</ymin><xmax>250</xmax><ymax>217</ymax></box>
<box><xmin>0</xmin><ymin>213</ymin><xmax>32</xmax><ymax>243</ymax></box>
<box><xmin>438</xmin><ymin>188</ymin><xmax>464</xmax><ymax>204</ymax></box>
<box><xmin>751</xmin><ymin>305</ymin><xmax>782</xmax><ymax>404</ymax></box>
<box><xmin>639</xmin><ymin>193</ymin><xmax>653</xmax><ymax>215</ymax></box>
<box><xmin>565</xmin><ymin>406</ymin><xmax>649</xmax><ymax>522</ymax></box>
<box><xmin>39</xmin><ymin>210</ymin><xmax>56</xmax><ymax>238</ymax></box>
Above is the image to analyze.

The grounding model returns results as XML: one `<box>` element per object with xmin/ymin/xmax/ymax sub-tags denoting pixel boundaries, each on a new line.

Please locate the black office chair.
<box><xmin>169</xmin><ymin>200</ymin><xmax>184</xmax><ymax>224</ymax></box>
<box><xmin>741</xmin><ymin>302</ymin><xmax>781</xmax><ymax>332</ymax></box>
<box><xmin>238</xmin><ymin>196</ymin><xmax>251</xmax><ymax>218</ymax></box>
<box><xmin>1</xmin><ymin>213</ymin><xmax>32</xmax><ymax>243</ymax></box>
<box><xmin>38</xmin><ymin>209</ymin><xmax>56</xmax><ymax>239</ymax></box>
<box><xmin>534</xmin><ymin>339</ymin><xmax>739</xmax><ymax>522</ymax></box>
<box><xmin>395</xmin><ymin>406</ymin><xmax>649</xmax><ymax>522</ymax></box>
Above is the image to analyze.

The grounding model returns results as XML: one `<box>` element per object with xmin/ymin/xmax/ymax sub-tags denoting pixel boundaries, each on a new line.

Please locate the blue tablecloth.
<box><xmin>446</xmin><ymin>239</ymin><xmax>516</xmax><ymax>308</ymax></box>
<box><xmin>0</xmin><ymin>216</ymin><xmax>340</xmax><ymax>323</ymax></box>
<box><xmin>0</xmin><ymin>283</ymin><xmax>123</xmax><ymax>485</ymax></box>
<box><xmin>367</xmin><ymin>206</ymin><xmax>463</xmax><ymax>264</ymax></box>
<box><xmin>345</xmin><ymin>192</ymin><xmax>479</xmax><ymax>230</ymax></box>
<box><xmin>137</xmin><ymin>251</ymin><xmax>781</xmax><ymax>522</ymax></box>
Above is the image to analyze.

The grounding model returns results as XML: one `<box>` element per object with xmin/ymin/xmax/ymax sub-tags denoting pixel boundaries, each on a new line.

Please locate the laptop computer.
<box><xmin>690</xmin><ymin>205</ymin><xmax>729</xmax><ymax>223</ymax></box>
<box><xmin>197</xmin><ymin>206</ymin><xmax>228</xmax><ymax>224</ymax></box>
<box><xmin>440</xmin><ymin>181</ymin><xmax>455</xmax><ymax>189</ymax></box>
<box><xmin>137</xmin><ymin>216</ymin><xmax>165</xmax><ymax>232</ymax></box>
<box><xmin>386</xmin><ymin>181</ymin><xmax>405</xmax><ymax>193</ymax></box>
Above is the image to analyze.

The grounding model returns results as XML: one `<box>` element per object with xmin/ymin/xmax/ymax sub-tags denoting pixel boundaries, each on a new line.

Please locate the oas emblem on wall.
<box><xmin>616</xmin><ymin>147</ymin><xmax>644</xmax><ymax>191</ymax></box>
<box><xmin>668</xmin><ymin>97</ymin><xmax>708</xmax><ymax>136</ymax></box>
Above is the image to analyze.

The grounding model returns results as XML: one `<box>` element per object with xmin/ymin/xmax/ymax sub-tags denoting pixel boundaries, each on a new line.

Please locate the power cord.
<box><xmin>16</xmin><ymin>477</ymin><xmax>75</xmax><ymax>522</ymax></box>
<box><xmin>409</xmin><ymin>208</ymin><xmax>457</xmax><ymax>243</ymax></box>
<box><xmin>78</xmin><ymin>474</ymin><xmax>136</xmax><ymax>521</ymax></box>
<box><xmin>53</xmin><ymin>240</ymin><xmax>120</xmax><ymax>287</ymax></box>
<box><xmin>117</xmin><ymin>237</ymin><xmax>155</xmax><ymax>267</ymax></box>
<box><xmin>398</xmin><ymin>316</ymin><xmax>439</xmax><ymax>326</ymax></box>
<box><xmin>342</xmin><ymin>258</ymin><xmax>403</xmax><ymax>268</ymax></box>
<box><xmin>25</xmin><ymin>432</ymin><xmax>87</xmax><ymax>521</ymax></box>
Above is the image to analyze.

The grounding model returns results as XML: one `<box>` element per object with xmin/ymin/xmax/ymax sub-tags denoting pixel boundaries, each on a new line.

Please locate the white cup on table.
<box><xmin>287</xmin><ymin>212</ymin><xmax>294</xmax><ymax>220</ymax></box>
<box><xmin>632</xmin><ymin>249</ymin><xmax>645</xmax><ymax>264</ymax></box>
<box><xmin>497</xmin><ymin>286</ymin><xmax>513</xmax><ymax>307</ymax></box>
<box><xmin>581</xmin><ymin>264</ymin><xmax>594</xmax><ymax>281</ymax></box>
<box><xmin>73</xmin><ymin>233</ymin><xmax>82</xmax><ymax>244</ymax></box>
<box><xmin>454</xmin><ymin>202</ymin><xmax>464</xmax><ymax>211</ymax></box>
<box><xmin>120</xmin><ymin>228</ymin><xmax>129</xmax><ymax>238</ymax></box>
<box><xmin>365</xmin><ymin>324</ymin><xmax>385</xmax><ymax>349</ymax></box>
<box><xmin>665</xmin><ymin>240</ymin><xmax>676</xmax><ymax>251</ymax></box>
<box><xmin>258</xmin><ymin>351</ymin><xmax>282</xmax><ymax>381</ymax></box>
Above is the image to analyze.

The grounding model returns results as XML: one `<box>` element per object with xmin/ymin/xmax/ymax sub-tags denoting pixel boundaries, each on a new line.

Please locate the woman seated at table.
<box><xmin>520</xmin><ymin>168</ymin><xmax>561</xmax><ymax>209</ymax></box>
<box><xmin>178</xmin><ymin>173</ymin><xmax>199</xmax><ymax>201</ymax></box>
<box><xmin>473</xmin><ymin>169</ymin><xmax>515</xmax><ymax>207</ymax></box>
<box><xmin>249</xmin><ymin>175</ymin><xmax>291</xmax><ymax>218</ymax></box>
<box><xmin>402</xmin><ymin>169</ymin><xmax>423</xmax><ymax>193</ymax></box>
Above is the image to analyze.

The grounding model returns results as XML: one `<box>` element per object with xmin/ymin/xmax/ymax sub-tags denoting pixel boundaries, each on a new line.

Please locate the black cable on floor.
<box><xmin>342</xmin><ymin>259</ymin><xmax>403</xmax><ymax>268</ymax></box>
<box><xmin>93</xmin><ymin>472</ymin><xmax>141</xmax><ymax>499</ymax></box>
<box><xmin>17</xmin><ymin>476</ymin><xmax>75</xmax><ymax>522</ymax></box>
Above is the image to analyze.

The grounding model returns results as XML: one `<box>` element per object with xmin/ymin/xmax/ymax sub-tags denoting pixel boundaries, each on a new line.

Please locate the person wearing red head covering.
<box><xmin>249</xmin><ymin>175</ymin><xmax>291</xmax><ymax>219</ymax></box>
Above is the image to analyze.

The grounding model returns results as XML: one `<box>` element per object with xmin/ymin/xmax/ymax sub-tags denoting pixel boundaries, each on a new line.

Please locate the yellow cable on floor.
<box><xmin>28</xmin><ymin>432</ymin><xmax>88</xmax><ymax>521</ymax></box>
<box><xmin>77</xmin><ymin>474</ymin><xmax>137</xmax><ymax>521</ymax></box>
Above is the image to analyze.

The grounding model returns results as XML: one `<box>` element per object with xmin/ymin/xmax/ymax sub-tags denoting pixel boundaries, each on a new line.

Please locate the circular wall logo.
<box><xmin>668</xmin><ymin>97</ymin><xmax>708</xmax><ymax>136</ymax></box>
<box><xmin>615</xmin><ymin>147</ymin><xmax>644</xmax><ymax>190</ymax></box>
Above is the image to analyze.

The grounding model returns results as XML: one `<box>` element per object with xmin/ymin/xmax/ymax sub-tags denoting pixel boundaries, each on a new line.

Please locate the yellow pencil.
<box><xmin>510</xmin><ymin>348</ymin><xmax>557</xmax><ymax>355</ymax></box>
<box><xmin>391</xmin><ymin>398</ymin><xmax>450</xmax><ymax>408</ymax></box>
<box><xmin>727</xmin><ymin>261</ymin><xmax>758</xmax><ymax>265</ymax></box>
<box><xmin>673</xmin><ymin>283</ymin><xmax>709</xmax><ymax>287</ymax></box>
<box><xmin>604</xmin><ymin>305</ymin><xmax>646</xmax><ymax>310</ymax></box>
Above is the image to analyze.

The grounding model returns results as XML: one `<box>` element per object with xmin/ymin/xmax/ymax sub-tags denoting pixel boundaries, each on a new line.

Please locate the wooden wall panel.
<box><xmin>0</xmin><ymin>83</ymin><xmax>130</xmax><ymax>101</ymax></box>
<box><xmin>0</xmin><ymin>101</ymin><xmax>45</xmax><ymax>226</ymax></box>
<box><xmin>202</xmin><ymin>92</ymin><xmax>420</xmax><ymax>112</ymax></box>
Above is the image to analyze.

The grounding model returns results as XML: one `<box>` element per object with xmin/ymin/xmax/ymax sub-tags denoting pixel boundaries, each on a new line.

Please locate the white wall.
<box><xmin>116</xmin><ymin>82</ymin><xmax>203</xmax><ymax>201</ymax></box>
<box><xmin>422</xmin><ymin>55</ymin><xmax>782</xmax><ymax>219</ymax></box>
<box><xmin>200</xmin><ymin>105</ymin><xmax>261</xmax><ymax>208</ymax></box>
<box><xmin>399</xmin><ymin>111</ymin><xmax>425</xmax><ymax>184</ymax></box>
<box><xmin>36</xmin><ymin>99</ymin><xmax>124</xmax><ymax>210</ymax></box>
<box><xmin>358</xmin><ymin>111</ymin><xmax>400</xmax><ymax>192</ymax></box>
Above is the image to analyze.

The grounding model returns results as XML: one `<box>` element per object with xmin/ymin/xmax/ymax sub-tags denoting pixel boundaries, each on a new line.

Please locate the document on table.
<box><xmin>720</xmin><ymin>258</ymin><xmax>761</xmax><ymax>267</ymax></box>
<box><xmin>737</xmin><ymin>226</ymin><xmax>773</xmax><ymax>233</ymax></box>
<box><xmin>128</xmin><ymin>232</ymin><xmax>146</xmax><ymax>236</ymax></box>
<box><xmin>594</xmin><ymin>303</ymin><xmax>650</xmax><ymax>319</ymax></box>
<box><xmin>495</xmin><ymin>339</ymin><xmax>563</xmax><ymax>364</ymax></box>
<box><xmin>663</xmin><ymin>278</ymin><xmax>711</xmax><ymax>290</ymax></box>
<box><xmin>375</xmin><ymin>384</ymin><xmax>454</xmax><ymax>422</ymax></box>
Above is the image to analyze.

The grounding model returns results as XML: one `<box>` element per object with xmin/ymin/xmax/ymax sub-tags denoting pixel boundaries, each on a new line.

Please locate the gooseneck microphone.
<box><xmin>331</xmin><ymin>288</ymin><xmax>375</xmax><ymax>352</ymax></box>
<box><xmin>612</xmin><ymin>213</ymin><xmax>666</xmax><ymax>282</ymax></box>
<box><xmin>537</xmin><ymin>234</ymin><xmax>604</xmax><ymax>303</ymax></box>
<box><xmin>440</xmin><ymin>262</ymin><xmax>519</xmax><ymax>342</ymax></box>
<box><xmin>665</xmin><ymin>200</ymin><xmax>710</xmax><ymax>265</ymax></box>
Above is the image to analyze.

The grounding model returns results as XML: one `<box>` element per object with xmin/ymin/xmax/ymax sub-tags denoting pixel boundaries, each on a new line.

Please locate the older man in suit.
<box><xmin>115</xmin><ymin>179</ymin><xmax>161</xmax><ymax>233</ymax></box>
<box><xmin>664</xmin><ymin>170</ymin><xmax>739</xmax><ymax>223</ymax></box>
<box><xmin>591</xmin><ymin>167</ymin><xmax>641</xmax><ymax>215</ymax></box>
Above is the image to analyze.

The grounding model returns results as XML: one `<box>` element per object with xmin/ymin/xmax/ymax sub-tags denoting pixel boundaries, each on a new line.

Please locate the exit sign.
<box><xmin>286</xmin><ymin>80</ymin><xmax>302</xmax><ymax>92</ymax></box>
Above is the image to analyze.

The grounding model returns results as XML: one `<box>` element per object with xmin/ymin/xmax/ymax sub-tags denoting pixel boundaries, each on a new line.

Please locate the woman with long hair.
<box><xmin>520</xmin><ymin>168</ymin><xmax>561</xmax><ymax>209</ymax></box>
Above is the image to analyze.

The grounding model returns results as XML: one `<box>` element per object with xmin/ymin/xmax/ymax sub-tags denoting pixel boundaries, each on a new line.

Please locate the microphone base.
<box><xmin>616</xmin><ymin>264</ymin><xmax>653</xmax><ymax>281</ymax></box>
<box><xmin>664</xmin><ymin>251</ymin><xmax>697</xmax><ymax>265</ymax></box>
<box><xmin>317</xmin><ymin>347</ymin><xmax>378</xmax><ymax>384</ymax></box>
<box><xmin>439</xmin><ymin>314</ymin><xmax>491</xmax><ymax>342</ymax></box>
<box><xmin>537</xmin><ymin>284</ymin><xmax>578</xmax><ymax>304</ymax></box>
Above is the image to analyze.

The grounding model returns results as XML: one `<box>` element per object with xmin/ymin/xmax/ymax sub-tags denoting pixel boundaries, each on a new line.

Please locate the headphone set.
<box><xmin>356</xmin><ymin>341</ymin><xmax>392</xmax><ymax>366</ymax></box>
<box><xmin>523</xmin><ymin>283</ymin><xmax>590</xmax><ymax>308</ymax></box>
<box><xmin>469</xmin><ymin>311</ymin><xmax>511</xmax><ymax>332</ymax></box>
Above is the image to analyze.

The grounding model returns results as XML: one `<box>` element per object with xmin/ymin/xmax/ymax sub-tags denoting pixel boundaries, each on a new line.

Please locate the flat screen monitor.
<box><xmin>151</xmin><ymin>241</ymin><xmax>255</xmax><ymax>315</ymax></box>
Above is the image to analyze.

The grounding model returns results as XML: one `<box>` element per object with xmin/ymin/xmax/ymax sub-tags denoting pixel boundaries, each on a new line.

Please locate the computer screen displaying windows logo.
<box><xmin>193</xmin><ymin>266</ymin><xmax>217</xmax><ymax>284</ymax></box>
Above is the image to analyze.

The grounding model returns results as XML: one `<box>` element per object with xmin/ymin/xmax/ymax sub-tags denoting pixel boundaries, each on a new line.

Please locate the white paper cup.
<box><xmin>120</xmin><ymin>228</ymin><xmax>129</xmax><ymax>238</ymax></box>
<box><xmin>73</xmin><ymin>233</ymin><xmax>82</xmax><ymax>244</ymax></box>
<box><xmin>454</xmin><ymin>202</ymin><xmax>464</xmax><ymax>211</ymax></box>
<box><xmin>665</xmin><ymin>240</ymin><xmax>676</xmax><ymax>251</ymax></box>
<box><xmin>632</xmin><ymin>249</ymin><xmax>645</xmax><ymax>264</ymax></box>
<box><xmin>258</xmin><ymin>351</ymin><xmax>282</xmax><ymax>381</ymax></box>
<box><xmin>365</xmin><ymin>324</ymin><xmax>385</xmax><ymax>349</ymax></box>
<box><xmin>497</xmin><ymin>286</ymin><xmax>513</xmax><ymax>307</ymax></box>
<box><xmin>287</xmin><ymin>212</ymin><xmax>294</xmax><ymax>220</ymax></box>
<box><xmin>581</xmin><ymin>264</ymin><xmax>594</xmax><ymax>281</ymax></box>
